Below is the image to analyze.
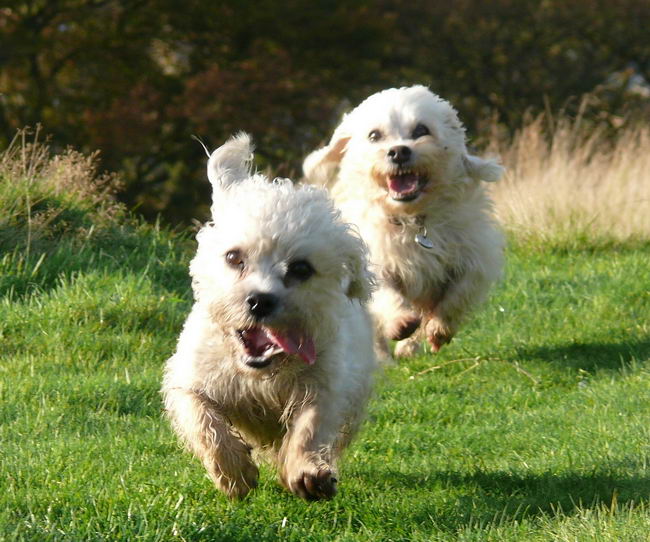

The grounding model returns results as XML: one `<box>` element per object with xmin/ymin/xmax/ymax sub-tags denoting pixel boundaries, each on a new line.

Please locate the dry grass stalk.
<box><xmin>0</xmin><ymin>127</ymin><xmax>125</xmax><ymax>251</ymax></box>
<box><xmin>410</xmin><ymin>356</ymin><xmax>540</xmax><ymax>385</ymax></box>
<box><xmin>489</xmin><ymin>114</ymin><xmax>650</xmax><ymax>243</ymax></box>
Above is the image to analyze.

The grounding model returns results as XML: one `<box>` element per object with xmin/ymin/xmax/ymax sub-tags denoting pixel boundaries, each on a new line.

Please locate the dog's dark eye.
<box><xmin>286</xmin><ymin>260</ymin><xmax>315</xmax><ymax>282</ymax></box>
<box><xmin>368</xmin><ymin>129</ymin><xmax>383</xmax><ymax>142</ymax></box>
<box><xmin>225</xmin><ymin>249</ymin><xmax>244</xmax><ymax>269</ymax></box>
<box><xmin>411</xmin><ymin>123</ymin><xmax>430</xmax><ymax>139</ymax></box>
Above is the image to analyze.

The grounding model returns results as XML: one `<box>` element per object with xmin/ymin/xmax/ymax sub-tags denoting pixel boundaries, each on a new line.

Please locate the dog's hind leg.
<box><xmin>164</xmin><ymin>388</ymin><xmax>259</xmax><ymax>499</ymax></box>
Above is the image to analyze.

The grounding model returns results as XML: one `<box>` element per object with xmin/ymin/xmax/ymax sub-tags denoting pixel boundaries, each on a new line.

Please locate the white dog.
<box><xmin>162</xmin><ymin>134</ymin><xmax>376</xmax><ymax>500</ymax></box>
<box><xmin>303</xmin><ymin>85</ymin><xmax>504</xmax><ymax>358</ymax></box>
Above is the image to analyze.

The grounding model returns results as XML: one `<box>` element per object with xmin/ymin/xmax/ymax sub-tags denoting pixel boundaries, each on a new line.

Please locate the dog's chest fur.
<box><xmin>224</xmin><ymin>377</ymin><xmax>304</xmax><ymax>446</ymax></box>
<box><xmin>334</xmin><ymin>183</ymin><xmax>495</xmax><ymax>303</ymax></box>
<box><xmin>205</xmin><ymin>362</ymin><xmax>317</xmax><ymax>446</ymax></box>
<box><xmin>338</xmin><ymin>202</ymin><xmax>462</xmax><ymax>300</ymax></box>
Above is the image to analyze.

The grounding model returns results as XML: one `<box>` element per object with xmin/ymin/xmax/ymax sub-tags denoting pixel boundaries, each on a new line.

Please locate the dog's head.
<box><xmin>191</xmin><ymin>133</ymin><xmax>373</xmax><ymax>374</ymax></box>
<box><xmin>303</xmin><ymin>85</ymin><xmax>503</xmax><ymax>214</ymax></box>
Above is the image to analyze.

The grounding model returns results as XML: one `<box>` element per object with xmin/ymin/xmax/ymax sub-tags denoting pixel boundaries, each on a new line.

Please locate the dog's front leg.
<box><xmin>371</xmin><ymin>284</ymin><xmax>421</xmax><ymax>342</ymax></box>
<box><xmin>165</xmin><ymin>388</ymin><xmax>259</xmax><ymax>499</ymax></box>
<box><xmin>371</xmin><ymin>283</ymin><xmax>423</xmax><ymax>359</ymax></box>
<box><xmin>424</xmin><ymin>268</ymin><xmax>491</xmax><ymax>351</ymax></box>
<box><xmin>278</xmin><ymin>400</ymin><xmax>340</xmax><ymax>500</ymax></box>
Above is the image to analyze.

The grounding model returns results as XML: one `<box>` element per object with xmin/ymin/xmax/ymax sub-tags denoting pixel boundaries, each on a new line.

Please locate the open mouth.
<box><xmin>237</xmin><ymin>326</ymin><xmax>316</xmax><ymax>368</ymax></box>
<box><xmin>387</xmin><ymin>170</ymin><xmax>428</xmax><ymax>202</ymax></box>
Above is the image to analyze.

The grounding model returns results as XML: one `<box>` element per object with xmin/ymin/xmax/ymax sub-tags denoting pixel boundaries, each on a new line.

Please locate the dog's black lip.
<box><xmin>245</xmin><ymin>357</ymin><xmax>274</xmax><ymax>369</ymax></box>
<box><xmin>391</xmin><ymin>191</ymin><xmax>421</xmax><ymax>202</ymax></box>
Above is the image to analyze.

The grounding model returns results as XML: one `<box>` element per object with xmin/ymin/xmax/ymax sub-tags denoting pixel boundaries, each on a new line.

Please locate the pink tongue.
<box><xmin>388</xmin><ymin>173</ymin><xmax>419</xmax><ymax>194</ymax></box>
<box><xmin>267</xmin><ymin>329</ymin><xmax>317</xmax><ymax>365</ymax></box>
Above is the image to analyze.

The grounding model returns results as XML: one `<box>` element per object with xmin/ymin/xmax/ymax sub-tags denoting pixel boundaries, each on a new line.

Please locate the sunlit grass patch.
<box><xmin>1</xmin><ymin>132</ymin><xmax>649</xmax><ymax>541</ymax></box>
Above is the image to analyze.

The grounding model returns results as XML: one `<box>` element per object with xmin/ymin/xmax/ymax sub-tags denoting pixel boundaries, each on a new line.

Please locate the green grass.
<box><xmin>1</xmin><ymin>141</ymin><xmax>649</xmax><ymax>541</ymax></box>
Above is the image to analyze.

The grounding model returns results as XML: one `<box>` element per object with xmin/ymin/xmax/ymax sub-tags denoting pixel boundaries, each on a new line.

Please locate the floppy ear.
<box><xmin>462</xmin><ymin>154</ymin><xmax>504</xmax><ymax>182</ymax></box>
<box><xmin>302</xmin><ymin>124</ymin><xmax>351</xmax><ymax>187</ymax></box>
<box><xmin>207</xmin><ymin>132</ymin><xmax>254</xmax><ymax>189</ymax></box>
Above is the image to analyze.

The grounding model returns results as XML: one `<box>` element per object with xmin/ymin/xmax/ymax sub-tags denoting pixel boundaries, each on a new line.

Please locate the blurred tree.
<box><xmin>1</xmin><ymin>0</ymin><xmax>649</xmax><ymax>224</ymax></box>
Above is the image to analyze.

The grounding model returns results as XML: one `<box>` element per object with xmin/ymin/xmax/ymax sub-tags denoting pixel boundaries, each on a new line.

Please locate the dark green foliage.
<box><xmin>2</xmin><ymin>1</ymin><xmax>649</xmax><ymax>224</ymax></box>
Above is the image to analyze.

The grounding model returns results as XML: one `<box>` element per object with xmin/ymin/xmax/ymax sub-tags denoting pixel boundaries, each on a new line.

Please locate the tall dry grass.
<box><xmin>489</xmin><ymin>114</ymin><xmax>650</xmax><ymax>244</ymax></box>
<box><xmin>0</xmin><ymin>127</ymin><xmax>124</xmax><ymax>253</ymax></box>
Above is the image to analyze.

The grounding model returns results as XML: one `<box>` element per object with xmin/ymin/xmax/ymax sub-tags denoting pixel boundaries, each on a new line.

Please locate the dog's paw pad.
<box><xmin>215</xmin><ymin>462</ymin><xmax>259</xmax><ymax>500</ymax></box>
<box><xmin>424</xmin><ymin>319</ymin><xmax>454</xmax><ymax>353</ymax></box>
<box><xmin>291</xmin><ymin>468</ymin><xmax>337</xmax><ymax>501</ymax></box>
<box><xmin>428</xmin><ymin>332</ymin><xmax>453</xmax><ymax>352</ymax></box>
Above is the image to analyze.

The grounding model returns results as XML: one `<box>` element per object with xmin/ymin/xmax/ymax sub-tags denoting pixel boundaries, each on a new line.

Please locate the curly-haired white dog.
<box><xmin>303</xmin><ymin>85</ymin><xmax>504</xmax><ymax>358</ymax></box>
<box><xmin>162</xmin><ymin>134</ymin><xmax>376</xmax><ymax>500</ymax></box>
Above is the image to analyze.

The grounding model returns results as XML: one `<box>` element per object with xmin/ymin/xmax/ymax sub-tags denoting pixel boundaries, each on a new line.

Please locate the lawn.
<box><xmin>1</xmin><ymin>135</ymin><xmax>649</xmax><ymax>541</ymax></box>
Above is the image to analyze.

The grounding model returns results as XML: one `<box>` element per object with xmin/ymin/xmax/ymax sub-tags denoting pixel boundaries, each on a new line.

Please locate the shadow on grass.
<box><xmin>153</xmin><ymin>466</ymin><xmax>650</xmax><ymax>542</ymax></box>
<box><xmin>368</xmin><ymin>466</ymin><xmax>650</xmax><ymax>531</ymax></box>
<box><xmin>515</xmin><ymin>339</ymin><xmax>650</xmax><ymax>372</ymax></box>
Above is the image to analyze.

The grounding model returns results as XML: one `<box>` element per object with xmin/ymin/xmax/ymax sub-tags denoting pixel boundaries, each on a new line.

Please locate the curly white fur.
<box><xmin>163</xmin><ymin>133</ymin><xmax>376</xmax><ymax>500</ymax></box>
<box><xmin>303</xmin><ymin>86</ymin><xmax>504</xmax><ymax>358</ymax></box>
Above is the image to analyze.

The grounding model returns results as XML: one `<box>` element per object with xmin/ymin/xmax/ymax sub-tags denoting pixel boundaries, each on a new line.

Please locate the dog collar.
<box><xmin>387</xmin><ymin>214</ymin><xmax>434</xmax><ymax>249</ymax></box>
<box><xmin>387</xmin><ymin>214</ymin><xmax>425</xmax><ymax>227</ymax></box>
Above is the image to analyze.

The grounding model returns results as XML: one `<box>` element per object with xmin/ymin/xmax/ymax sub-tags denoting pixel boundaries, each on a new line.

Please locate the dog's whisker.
<box><xmin>191</xmin><ymin>134</ymin><xmax>211</xmax><ymax>158</ymax></box>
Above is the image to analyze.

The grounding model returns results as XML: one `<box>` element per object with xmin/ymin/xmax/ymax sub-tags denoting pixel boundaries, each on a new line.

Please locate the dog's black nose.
<box><xmin>246</xmin><ymin>293</ymin><xmax>278</xmax><ymax>319</ymax></box>
<box><xmin>387</xmin><ymin>145</ymin><xmax>412</xmax><ymax>165</ymax></box>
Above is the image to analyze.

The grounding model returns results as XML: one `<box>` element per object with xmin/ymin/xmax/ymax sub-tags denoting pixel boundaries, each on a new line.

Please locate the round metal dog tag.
<box><xmin>415</xmin><ymin>233</ymin><xmax>434</xmax><ymax>249</ymax></box>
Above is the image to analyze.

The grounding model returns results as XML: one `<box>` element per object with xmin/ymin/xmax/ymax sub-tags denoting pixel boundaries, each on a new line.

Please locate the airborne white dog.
<box><xmin>162</xmin><ymin>134</ymin><xmax>376</xmax><ymax>500</ymax></box>
<box><xmin>303</xmin><ymin>85</ymin><xmax>504</xmax><ymax>358</ymax></box>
